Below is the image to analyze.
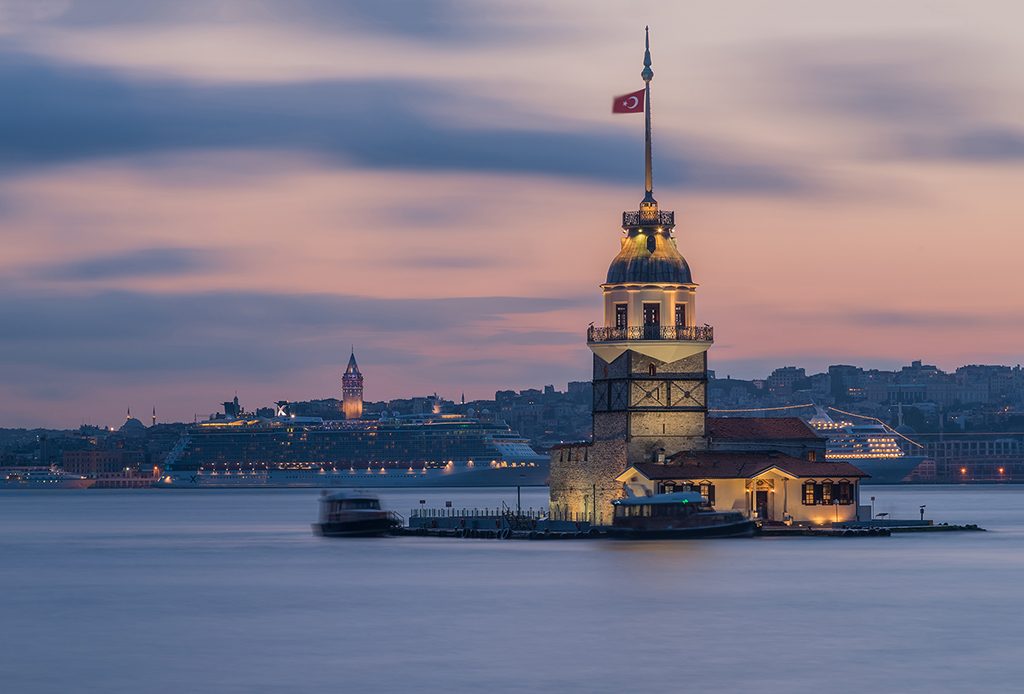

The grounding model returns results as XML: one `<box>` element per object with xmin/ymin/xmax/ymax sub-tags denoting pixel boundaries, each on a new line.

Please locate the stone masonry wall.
<box><xmin>548</xmin><ymin>439</ymin><xmax>628</xmax><ymax>525</ymax></box>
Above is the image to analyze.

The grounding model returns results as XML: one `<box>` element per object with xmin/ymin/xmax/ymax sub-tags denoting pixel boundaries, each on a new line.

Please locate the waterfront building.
<box><xmin>62</xmin><ymin>448</ymin><xmax>157</xmax><ymax>488</ymax></box>
<box><xmin>616</xmin><ymin>453</ymin><xmax>866</xmax><ymax>525</ymax></box>
<box><xmin>342</xmin><ymin>349</ymin><xmax>364</xmax><ymax>420</ymax></box>
<box><xmin>548</xmin><ymin>30</ymin><xmax>866</xmax><ymax>523</ymax></box>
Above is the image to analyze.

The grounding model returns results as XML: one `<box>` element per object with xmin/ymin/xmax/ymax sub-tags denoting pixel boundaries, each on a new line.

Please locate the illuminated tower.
<box><xmin>587</xmin><ymin>28</ymin><xmax>713</xmax><ymax>462</ymax></box>
<box><xmin>342</xmin><ymin>348</ymin><xmax>364</xmax><ymax>420</ymax></box>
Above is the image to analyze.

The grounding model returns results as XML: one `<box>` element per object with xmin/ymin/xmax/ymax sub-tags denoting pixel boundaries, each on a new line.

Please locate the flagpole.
<box><xmin>642</xmin><ymin>26</ymin><xmax>655</xmax><ymax>204</ymax></box>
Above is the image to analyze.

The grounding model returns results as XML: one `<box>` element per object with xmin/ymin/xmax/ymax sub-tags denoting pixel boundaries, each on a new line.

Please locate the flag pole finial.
<box><xmin>641</xmin><ymin>26</ymin><xmax>655</xmax><ymax>206</ymax></box>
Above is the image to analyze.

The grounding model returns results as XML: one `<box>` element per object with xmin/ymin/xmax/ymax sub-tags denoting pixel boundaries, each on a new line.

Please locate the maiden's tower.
<box><xmin>549</xmin><ymin>30</ymin><xmax>866</xmax><ymax>526</ymax></box>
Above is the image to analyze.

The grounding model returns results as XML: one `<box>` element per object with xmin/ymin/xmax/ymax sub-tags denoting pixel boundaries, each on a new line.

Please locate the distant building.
<box><xmin>62</xmin><ymin>448</ymin><xmax>155</xmax><ymax>488</ymax></box>
<box><xmin>766</xmin><ymin>366</ymin><xmax>806</xmax><ymax>396</ymax></box>
<box><xmin>342</xmin><ymin>349</ymin><xmax>364</xmax><ymax>420</ymax></box>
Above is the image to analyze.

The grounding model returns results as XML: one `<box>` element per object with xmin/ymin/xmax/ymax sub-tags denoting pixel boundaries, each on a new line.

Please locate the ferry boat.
<box><xmin>808</xmin><ymin>413</ymin><xmax>927</xmax><ymax>484</ymax></box>
<box><xmin>609</xmin><ymin>492</ymin><xmax>756</xmax><ymax>539</ymax></box>
<box><xmin>1</xmin><ymin>468</ymin><xmax>96</xmax><ymax>490</ymax></box>
<box><xmin>156</xmin><ymin>414</ymin><xmax>549</xmax><ymax>489</ymax></box>
<box><xmin>312</xmin><ymin>491</ymin><xmax>402</xmax><ymax>537</ymax></box>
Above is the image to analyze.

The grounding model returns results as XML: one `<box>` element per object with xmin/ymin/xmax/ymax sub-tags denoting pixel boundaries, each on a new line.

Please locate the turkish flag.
<box><xmin>612</xmin><ymin>89</ymin><xmax>645</xmax><ymax>113</ymax></box>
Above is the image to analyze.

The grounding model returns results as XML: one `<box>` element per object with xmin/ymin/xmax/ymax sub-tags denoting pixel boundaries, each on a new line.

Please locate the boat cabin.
<box><xmin>610</xmin><ymin>491</ymin><xmax>754</xmax><ymax>537</ymax></box>
<box><xmin>612</xmin><ymin>491</ymin><xmax>707</xmax><ymax>521</ymax></box>
<box><xmin>320</xmin><ymin>492</ymin><xmax>383</xmax><ymax>521</ymax></box>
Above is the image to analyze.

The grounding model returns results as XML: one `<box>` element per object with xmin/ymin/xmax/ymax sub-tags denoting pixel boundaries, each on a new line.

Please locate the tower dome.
<box><xmin>606</xmin><ymin>229</ymin><xmax>692</xmax><ymax>284</ymax></box>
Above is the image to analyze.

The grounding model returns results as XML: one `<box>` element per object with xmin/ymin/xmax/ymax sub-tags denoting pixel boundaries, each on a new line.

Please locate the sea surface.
<box><xmin>1</xmin><ymin>485</ymin><xmax>1022</xmax><ymax>694</ymax></box>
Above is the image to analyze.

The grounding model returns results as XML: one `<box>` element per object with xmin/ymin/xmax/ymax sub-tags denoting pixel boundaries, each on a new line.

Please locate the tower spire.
<box><xmin>642</xmin><ymin>26</ymin><xmax>655</xmax><ymax>206</ymax></box>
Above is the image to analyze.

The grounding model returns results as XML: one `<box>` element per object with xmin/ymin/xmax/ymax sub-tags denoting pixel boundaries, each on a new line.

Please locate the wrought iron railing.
<box><xmin>622</xmin><ymin>210</ymin><xmax>675</xmax><ymax>228</ymax></box>
<box><xmin>588</xmin><ymin>325</ymin><xmax>714</xmax><ymax>342</ymax></box>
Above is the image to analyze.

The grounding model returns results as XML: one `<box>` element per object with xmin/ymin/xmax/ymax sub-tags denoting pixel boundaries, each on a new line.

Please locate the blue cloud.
<box><xmin>49</xmin><ymin>0</ymin><xmax>525</xmax><ymax>45</ymax></box>
<box><xmin>768</xmin><ymin>44</ymin><xmax>1024</xmax><ymax>164</ymax></box>
<box><xmin>0</xmin><ymin>54</ymin><xmax>818</xmax><ymax>194</ymax></box>
<box><xmin>37</xmin><ymin>248</ymin><xmax>216</xmax><ymax>281</ymax></box>
<box><xmin>0</xmin><ymin>287</ymin><xmax>589</xmax><ymax>374</ymax></box>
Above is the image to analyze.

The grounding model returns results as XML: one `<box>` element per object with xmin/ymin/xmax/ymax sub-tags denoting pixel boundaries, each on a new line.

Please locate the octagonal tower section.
<box><xmin>587</xmin><ymin>199</ymin><xmax>713</xmax><ymax>464</ymax></box>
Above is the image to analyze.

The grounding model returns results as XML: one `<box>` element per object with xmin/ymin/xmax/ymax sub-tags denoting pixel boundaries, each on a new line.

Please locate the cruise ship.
<box><xmin>156</xmin><ymin>414</ymin><xmax>549</xmax><ymax>488</ymax></box>
<box><xmin>808</xmin><ymin>412</ymin><xmax>927</xmax><ymax>484</ymax></box>
<box><xmin>1</xmin><ymin>468</ymin><xmax>96</xmax><ymax>490</ymax></box>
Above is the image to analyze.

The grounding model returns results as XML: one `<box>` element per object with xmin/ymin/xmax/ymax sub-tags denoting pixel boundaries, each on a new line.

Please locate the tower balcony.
<box><xmin>622</xmin><ymin>210</ymin><xmax>675</xmax><ymax>229</ymax></box>
<box><xmin>588</xmin><ymin>325</ymin><xmax>713</xmax><ymax>343</ymax></box>
<box><xmin>588</xmin><ymin>324</ymin><xmax>713</xmax><ymax>364</ymax></box>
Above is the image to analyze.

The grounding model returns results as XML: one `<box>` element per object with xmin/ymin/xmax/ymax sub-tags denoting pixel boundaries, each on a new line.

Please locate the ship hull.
<box><xmin>608</xmin><ymin>520</ymin><xmax>756</xmax><ymax>540</ymax></box>
<box><xmin>834</xmin><ymin>456</ymin><xmax>926</xmax><ymax>485</ymax></box>
<box><xmin>312</xmin><ymin>518</ymin><xmax>399</xmax><ymax>537</ymax></box>
<box><xmin>155</xmin><ymin>463</ymin><xmax>549</xmax><ymax>489</ymax></box>
<box><xmin>0</xmin><ymin>479</ymin><xmax>96</xmax><ymax>490</ymax></box>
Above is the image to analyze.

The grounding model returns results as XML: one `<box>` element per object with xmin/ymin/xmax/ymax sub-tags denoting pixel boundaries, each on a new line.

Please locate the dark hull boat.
<box><xmin>312</xmin><ymin>491</ymin><xmax>402</xmax><ymax>537</ymax></box>
<box><xmin>609</xmin><ymin>491</ymin><xmax>755</xmax><ymax>539</ymax></box>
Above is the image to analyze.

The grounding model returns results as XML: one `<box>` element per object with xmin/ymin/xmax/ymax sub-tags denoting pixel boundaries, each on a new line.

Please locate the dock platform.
<box><xmin>389</xmin><ymin>506</ymin><xmax>985</xmax><ymax>540</ymax></box>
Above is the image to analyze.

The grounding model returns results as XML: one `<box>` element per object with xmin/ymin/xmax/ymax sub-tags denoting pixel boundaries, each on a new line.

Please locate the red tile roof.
<box><xmin>707</xmin><ymin>417</ymin><xmax>823</xmax><ymax>441</ymax></box>
<box><xmin>633</xmin><ymin>450</ymin><xmax>867</xmax><ymax>479</ymax></box>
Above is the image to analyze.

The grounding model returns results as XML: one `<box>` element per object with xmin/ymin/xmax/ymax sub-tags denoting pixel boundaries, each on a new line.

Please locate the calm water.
<box><xmin>2</xmin><ymin>485</ymin><xmax>1022</xmax><ymax>693</ymax></box>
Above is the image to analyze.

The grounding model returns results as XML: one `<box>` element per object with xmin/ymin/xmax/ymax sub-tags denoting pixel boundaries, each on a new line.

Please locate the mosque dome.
<box><xmin>606</xmin><ymin>229</ymin><xmax>692</xmax><ymax>284</ymax></box>
<box><xmin>119</xmin><ymin>416</ymin><xmax>147</xmax><ymax>436</ymax></box>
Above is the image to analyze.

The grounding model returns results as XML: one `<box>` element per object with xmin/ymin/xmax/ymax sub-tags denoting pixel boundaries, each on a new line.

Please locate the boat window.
<box><xmin>340</xmin><ymin>499</ymin><xmax>380</xmax><ymax>510</ymax></box>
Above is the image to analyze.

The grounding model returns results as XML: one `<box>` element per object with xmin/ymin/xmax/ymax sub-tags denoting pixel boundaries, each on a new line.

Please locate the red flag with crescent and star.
<box><xmin>612</xmin><ymin>89</ymin><xmax>645</xmax><ymax>113</ymax></box>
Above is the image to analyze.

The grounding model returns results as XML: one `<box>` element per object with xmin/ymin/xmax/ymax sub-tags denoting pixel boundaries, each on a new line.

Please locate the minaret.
<box><xmin>587</xmin><ymin>27</ymin><xmax>714</xmax><ymax>462</ymax></box>
<box><xmin>342</xmin><ymin>348</ymin><xmax>364</xmax><ymax>420</ymax></box>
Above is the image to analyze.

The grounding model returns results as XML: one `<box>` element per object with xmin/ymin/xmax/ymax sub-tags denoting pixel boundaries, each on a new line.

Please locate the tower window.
<box><xmin>615</xmin><ymin>304</ymin><xmax>628</xmax><ymax>330</ymax></box>
<box><xmin>649</xmin><ymin>364</ymin><xmax>656</xmax><ymax>375</ymax></box>
<box><xmin>643</xmin><ymin>303</ymin><xmax>660</xmax><ymax>339</ymax></box>
<box><xmin>675</xmin><ymin>303</ymin><xmax>686</xmax><ymax>327</ymax></box>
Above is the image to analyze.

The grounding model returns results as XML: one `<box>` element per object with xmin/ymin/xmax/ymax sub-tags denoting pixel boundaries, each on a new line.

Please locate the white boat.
<box><xmin>808</xmin><ymin>413</ymin><xmax>926</xmax><ymax>484</ymax></box>
<box><xmin>0</xmin><ymin>468</ymin><xmax>96</xmax><ymax>490</ymax></box>
<box><xmin>155</xmin><ymin>414</ymin><xmax>550</xmax><ymax>489</ymax></box>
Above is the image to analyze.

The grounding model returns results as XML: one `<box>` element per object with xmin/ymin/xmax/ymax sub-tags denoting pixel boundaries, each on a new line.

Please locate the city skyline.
<box><xmin>5</xmin><ymin>2</ymin><xmax>1024</xmax><ymax>427</ymax></box>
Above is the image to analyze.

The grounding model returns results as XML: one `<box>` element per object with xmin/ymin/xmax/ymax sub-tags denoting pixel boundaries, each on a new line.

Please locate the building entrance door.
<box><xmin>755</xmin><ymin>490</ymin><xmax>770</xmax><ymax>520</ymax></box>
<box><xmin>643</xmin><ymin>303</ymin><xmax>660</xmax><ymax>339</ymax></box>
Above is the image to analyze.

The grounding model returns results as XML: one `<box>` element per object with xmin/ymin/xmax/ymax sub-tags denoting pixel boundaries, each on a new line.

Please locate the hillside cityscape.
<box><xmin>4</xmin><ymin>359</ymin><xmax>1024</xmax><ymax>486</ymax></box>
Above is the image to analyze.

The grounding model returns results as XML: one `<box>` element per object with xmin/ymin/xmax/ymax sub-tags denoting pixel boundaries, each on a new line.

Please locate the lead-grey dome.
<box><xmin>606</xmin><ymin>230</ymin><xmax>692</xmax><ymax>284</ymax></box>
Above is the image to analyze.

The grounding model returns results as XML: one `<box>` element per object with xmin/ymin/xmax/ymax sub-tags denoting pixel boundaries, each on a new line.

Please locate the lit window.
<box><xmin>803</xmin><ymin>480</ymin><xmax>816</xmax><ymax>505</ymax></box>
<box><xmin>615</xmin><ymin>304</ymin><xmax>628</xmax><ymax>330</ymax></box>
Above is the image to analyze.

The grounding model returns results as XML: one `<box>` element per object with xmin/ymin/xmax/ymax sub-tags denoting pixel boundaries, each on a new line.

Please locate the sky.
<box><xmin>3</xmin><ymin>0</ymin><xmax>1024</xmax><ymax>428</ymax></box>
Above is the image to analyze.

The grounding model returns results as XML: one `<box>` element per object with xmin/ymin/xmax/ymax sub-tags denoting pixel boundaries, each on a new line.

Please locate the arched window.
<box><xmin>649</xmin><ymin>363</ymin><xmax>656</xmax><ymax>376</ymax></box>
<box><xmin>803</xmin><ymin>480</ymin><xmax>816</xmax><ymax>505</ymax></box>
<box><xmin>699</xmin><ymin>480</ymin><xmax>715</xmax><ymax>505</ymax></box>
<box><xmin>821</xmin><ymin>479</ymin><xmax>834</xmax><ymax>504</ymax></box>
<box><xmin>836</xmin><ymin>479</ymin><xmax>852</xmax><ymax>504</ymax></box>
